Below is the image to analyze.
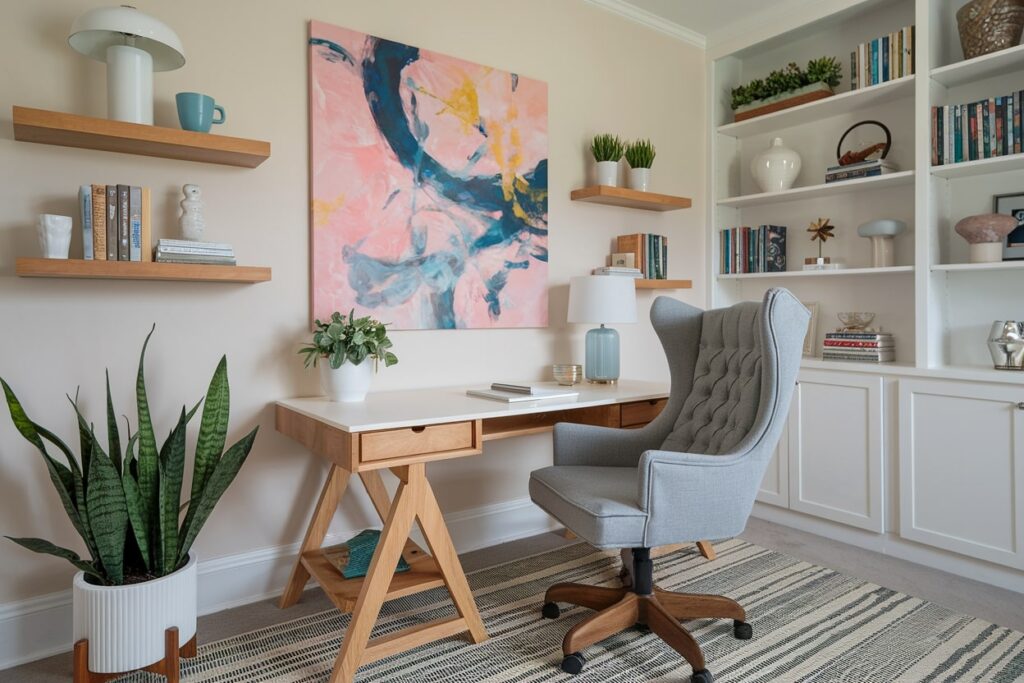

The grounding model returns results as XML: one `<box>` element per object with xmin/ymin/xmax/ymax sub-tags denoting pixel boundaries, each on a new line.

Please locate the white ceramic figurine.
<box><xmin>179</xmin><ymin>184</ymin><xmax>205</xmax><ymax>240</ymax></box>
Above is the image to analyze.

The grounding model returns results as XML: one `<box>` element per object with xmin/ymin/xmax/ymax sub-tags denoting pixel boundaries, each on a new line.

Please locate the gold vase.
<box><xmin>957</xmin><ymin>0</ymin><xmax>1024</xmax><ymax>60</ymax></box>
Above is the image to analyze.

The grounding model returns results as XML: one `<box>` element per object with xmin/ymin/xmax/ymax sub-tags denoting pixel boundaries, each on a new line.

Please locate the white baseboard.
<box><xmin>0</xmin><ymin>497</ymin><xmax>559</xmax><ymax>671</ymax></box>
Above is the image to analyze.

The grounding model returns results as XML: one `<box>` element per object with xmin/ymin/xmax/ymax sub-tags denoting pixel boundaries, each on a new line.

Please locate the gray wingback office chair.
<box><xmin>529</xmin><ymin>289</ymin><xmax>808</xmax><ymax>683</ymax></box>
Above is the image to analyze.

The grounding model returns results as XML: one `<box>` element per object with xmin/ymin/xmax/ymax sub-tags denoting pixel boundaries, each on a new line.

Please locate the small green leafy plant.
<box><xmin>624</xmin><ymin>139</ymin><xmax>656</xmax><ymax>169</ymax></box>
<box><xmin>730</xmin><ymin>56</ymin><xmax>842</xmax><ymax>110</ymax></box>
<box><xmin>300</xmin><ymin>310</ymin><xmax>398</xmax><ymax>370</ymax></box>
<box><xmin>2</xmin><ymin>327</ymin><xmax>258</xmax><ymax>586</ymax></box>
<box><xmin>591</xmin><ymin>134</ymin><xmax>624</xmax><ymax>162</ymax></box>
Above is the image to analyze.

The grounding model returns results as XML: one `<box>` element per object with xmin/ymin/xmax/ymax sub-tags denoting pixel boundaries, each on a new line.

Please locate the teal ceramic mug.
<box><xmin>175</xmin><ymin>92</ymin><xmax>226</xmax><ymax>133</ymax></box>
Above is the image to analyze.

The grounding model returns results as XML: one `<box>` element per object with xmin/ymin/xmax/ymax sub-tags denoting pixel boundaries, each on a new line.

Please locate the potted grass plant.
<box><xmin>625</xmin><ymin>139</ymin><xmax>656</xmax><ymax>191</ymax></box>
<box><xmin>591</xmin><ymin>133</ymin><xmax>624</xmax><ymax>186</ymax></box>
<box><xmin>1</xmin><ymin>326</ymin><xmax>258</xmax><ymax>676</ymax></box>
<box><xmin>300</xmin><ymin>310</ymin><xmax>398</xmax><ymax>402</ymax></box>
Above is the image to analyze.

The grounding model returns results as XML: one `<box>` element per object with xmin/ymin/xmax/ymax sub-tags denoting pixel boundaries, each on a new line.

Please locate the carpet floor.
<box><xmin>111</xmin><ymin>539</ymin><xmax>1024</xmax><ymax>682</ymax></box>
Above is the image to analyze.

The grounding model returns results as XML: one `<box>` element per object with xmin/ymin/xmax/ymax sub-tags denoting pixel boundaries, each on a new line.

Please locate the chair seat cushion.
<box><xmin>529</xmin><ymin>466</ymin><xmax>647</xmax><ymax>549</ymax></box>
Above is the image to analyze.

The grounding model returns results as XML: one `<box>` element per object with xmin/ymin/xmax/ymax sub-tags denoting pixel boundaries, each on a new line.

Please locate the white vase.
<box><xmin>596</xmin><ymin>160</ymin><xmax>619</xmax><ymax>186</ymax></box>
<box><xmin>628</xmin><ymin>167</ymin><xmax>651</xmax><ymax>191</ymax></box>
<box><xmin>37</xmin><ymin>214</ymin><xmax>73</xmax><ymax>259</ymax></box>
<box><xmin>750</xmin><ymin>137</ymin><xmax>801</xmax><ymax>193</ymax></box>
<box><xmin>320</xmin><ymin>359</ymin><xmax>375</xmax><ymax>402</ymax></box>
<box><xmin>73</xmin><ymin>554</ymin><xmax>197</xmax><ymax>674</ymax></box>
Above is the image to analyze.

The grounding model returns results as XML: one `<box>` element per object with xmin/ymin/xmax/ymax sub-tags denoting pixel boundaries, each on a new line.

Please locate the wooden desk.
<box><xmin>275</xmin><ymin>380</ymin><xmax>672</xmax><ymax>683</ymax></box>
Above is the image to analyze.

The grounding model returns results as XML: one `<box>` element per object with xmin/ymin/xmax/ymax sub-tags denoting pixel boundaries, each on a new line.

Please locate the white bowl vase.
<box><xmin>320</xmin><ymin>359</ymin><xmax>374</xmax><ymax>402</ymax></box>
<box><xmin>751</xmin><ymin>137</ymin><xmax>801</xmax><ymax>193</ymax></box>
<box><xmin>595</xmin><ymin>160</ymin><xmax>619</xmax><ymax>186</ymax></box>
<box><xmin>628</xmin><ymin>167</ymin><xmax>651</xmax><ymax>191</ymax></box>
<box><xmin>73</xmin><ymin>554</ymin><xmax>197</xmax><ymax>674</ymax></box>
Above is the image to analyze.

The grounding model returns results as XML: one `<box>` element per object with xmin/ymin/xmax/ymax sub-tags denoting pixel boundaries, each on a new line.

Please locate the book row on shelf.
<box><xmin>720</xmin><ymin>225</ymin><xmax>786</xmax><ymax>275</ymax></box>
<box><xmin>615</xmin><ymin>233</ymin><xmax>669</xmax><ymax>280</ymax></box>
<box><xmin>821</xmin><ymin>330</ymin><xmax>895</xmax><ymax>363</ymax></box>
<box><xmin>930</xmin><ymin>90</ymin><xmax>1023</xmax><ymax>166</ymax></box>
<box><xmin>850</xmin><ymin>25</ymin><xmax>915</xmax><ymax>91</ymax></box>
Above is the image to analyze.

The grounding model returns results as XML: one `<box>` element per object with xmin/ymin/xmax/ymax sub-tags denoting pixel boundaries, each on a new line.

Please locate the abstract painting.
<box><xmin>309</xmin><ymin>21</ymin><xmax>549</xmax><ymax>329</ymax></box>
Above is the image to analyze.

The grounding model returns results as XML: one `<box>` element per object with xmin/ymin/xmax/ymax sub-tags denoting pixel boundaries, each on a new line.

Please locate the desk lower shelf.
<box><xmin>301</xmin><ymin>539</ymin><xmax>444</xmax><ymax>613</ymax></box>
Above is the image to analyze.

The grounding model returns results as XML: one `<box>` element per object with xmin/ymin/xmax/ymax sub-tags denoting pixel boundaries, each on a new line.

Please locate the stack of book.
<box><xmin>930</xmin><ymin>91</ymin><xmax>1022</xmax><ymax>166</ymax></box>
<box><xmin>78</xmin><ymin>184</ymin><xmax>152</xmax><ymax>261</ymax></box>
<box><xmin>720</xmin><ymin>225</ymin><xmax>786</xmax><ymax>274</ymax></box>
<box><xmin>850</xmin><ymin>26</ymin><xmax>915</xmax><ymax>90</ymax></box>
<box><xmin>825</xmin><ymin>159</ymin><xmax>898</xmax><ymax>183</ymax></box>
<box><xmin>155</xmin><ymin>239</ymin><xmax>237</xmax><ymax>266</ymax></box>
<box><xmin>821</xmin><ymin>331</ymin><xmax>895</xmax><ymax>363</ymax></box>
<box><xmin>616</xmin><ymin>234</ymin><xmax>668</xmax><ymax>279</ymax></box>
<box><xmin>592</xmin><ymin>266</ymin><xmax>642</xmax><ymax>278</ymax></box>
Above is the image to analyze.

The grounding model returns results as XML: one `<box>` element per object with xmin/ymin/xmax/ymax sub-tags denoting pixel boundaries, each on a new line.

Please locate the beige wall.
<box><xmin>0</xmin><ymin>0</ymin><xmax>705</xmax><ymax>605</ymax></box>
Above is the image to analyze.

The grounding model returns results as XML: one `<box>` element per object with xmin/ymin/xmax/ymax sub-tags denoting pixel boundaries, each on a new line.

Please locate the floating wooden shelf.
<box><xmin>635</xmin><ymin>279</ymin><xmax>692</xmax><ymax>289</ymax></box>
<box><xmin>15</xmin><ymin>258</ymin><xmax>271</xmax><ymax>283</ymax></box>
<box><xmin>570</xmin><ymin>186</ymin><xmax>692</xmax><ymax>211</ymax></box>
<box><xmin>12</xmin><ymin>106</ymin><xmax>271</xmax><ymax>168</ymax></box>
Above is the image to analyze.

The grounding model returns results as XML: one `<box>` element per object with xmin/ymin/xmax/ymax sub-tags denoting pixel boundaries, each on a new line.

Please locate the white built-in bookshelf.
<box><xmin>707</xmin><ymin>0</ymin><xmax>1024</xmax><ymax>378</ymax></box>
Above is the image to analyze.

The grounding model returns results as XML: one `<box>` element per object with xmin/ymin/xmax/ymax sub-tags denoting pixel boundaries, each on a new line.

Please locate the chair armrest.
<box><xmin>552</xmin><ymin>421</ymin><xmax>666</xmax><ymax>467</ymax></box>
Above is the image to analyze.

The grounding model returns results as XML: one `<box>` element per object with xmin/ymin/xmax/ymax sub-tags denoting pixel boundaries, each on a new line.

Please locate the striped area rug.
<box><xmin>117</xmin><ymin>539</ymin><xmax>1024</xmax><ymax>682</ymax></box>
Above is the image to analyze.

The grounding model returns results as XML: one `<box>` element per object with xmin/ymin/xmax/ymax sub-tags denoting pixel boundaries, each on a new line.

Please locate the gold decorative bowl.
<box><xmin>552</xmin><ymin>364</ymin><xmax>583</xmax><ymax>386</ymax></box>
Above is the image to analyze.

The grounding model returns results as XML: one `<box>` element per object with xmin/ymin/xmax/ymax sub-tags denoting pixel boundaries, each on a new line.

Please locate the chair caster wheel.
<box><xmin>561</xmin><ymin>652</ymin><xmax>586</xmax><ymax>675</ymax></box>
<box><xmin>541</xmin><ymin>602</ymin><xmax>560</xmax><ymax>619</ymax></box>
<box><xmin>691</xmin><ymin>668</ymin><xmax>714</xmax><ymax>683</ymax></box>
<box><xmin>734</xmin><ymin>620</ymin><xmax>753</xmax><ymax>640</ymax></box>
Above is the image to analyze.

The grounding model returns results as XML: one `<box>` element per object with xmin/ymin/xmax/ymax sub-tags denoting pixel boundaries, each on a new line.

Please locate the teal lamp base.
<box><xmin>585</xmin><ymin>325</ymin><xmax>620</xmax><ymax>383</ymax></box>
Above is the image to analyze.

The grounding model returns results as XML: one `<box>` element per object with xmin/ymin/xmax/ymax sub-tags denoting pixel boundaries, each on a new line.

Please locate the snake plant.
<box><xmin>591</xmin><ymin>134</ymin><xmax>625</xmax><ymax>163</ymax></box>
<box><xmin>2</xmin><ymin>326</ymin><xmax>258</xmax><ymax>586</ymax></box>
<box><xmin>624</xmin><ymin>139</ymin><xmax>656</xmax><ymax>169</ymax></box>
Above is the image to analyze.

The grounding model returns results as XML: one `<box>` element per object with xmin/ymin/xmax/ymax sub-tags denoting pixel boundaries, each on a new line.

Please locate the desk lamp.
<box><xmin>69</xmin><ymin>5</ymin><xmax>186</xmax><ymax>124</ymax></box>
<box><xmin>567</xmin><ymin>275</ymin><xmax>637</xmax><ymax>383</ymax></box>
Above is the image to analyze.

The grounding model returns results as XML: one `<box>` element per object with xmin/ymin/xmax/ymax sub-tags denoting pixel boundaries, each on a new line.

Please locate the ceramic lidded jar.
<box><xmin>954</xmin><ymin>213</ymin><xmax>1017</xmax><ymax>263</ymax></box>
<box><xmin>751</xmin><ymin>137</ymin><xmax>801</xmax><ymax>193</ymax></box>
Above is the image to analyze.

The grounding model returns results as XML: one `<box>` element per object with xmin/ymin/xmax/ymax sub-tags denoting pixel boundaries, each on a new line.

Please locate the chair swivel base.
<box><xmin>540</xmin><ymin>548</ymin><xmax>750</xmax><ymax>683</ymax></box>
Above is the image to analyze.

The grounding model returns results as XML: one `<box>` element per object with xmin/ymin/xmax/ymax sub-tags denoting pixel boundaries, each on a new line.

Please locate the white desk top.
<box><xmin>276</xmin><ymin>380</ymin><xmax>670</xmax><ymax>433</ymax></box>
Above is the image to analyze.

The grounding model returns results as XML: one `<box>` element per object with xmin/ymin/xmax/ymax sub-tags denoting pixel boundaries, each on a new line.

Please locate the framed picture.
<box><xmin>994</xmin><ymin>192</ymin><xmax>1024</xmax><ymax>260</ymax></box>
<box><xmin>610</xmin><ymin>252</ymin><xmax>635</xmax><ymax>268</ymax></box>
<box><xmin>801</xmin><ymin>302</ymin><xmax>819</xmax><ymax>357</ymax></box>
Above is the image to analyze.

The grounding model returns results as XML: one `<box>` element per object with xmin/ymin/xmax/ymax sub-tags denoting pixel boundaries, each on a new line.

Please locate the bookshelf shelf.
<box><xmin>570</xmin><ymin>186</ymin><xmax>692</xmax><ymax>211</ymax></box>
<box><xmin>717</xmin><ymin>171</ymin><xmax>915</xmax><ymax>208</ymax></box>
<box><xmin>930</xmin><ymin>153</ymin><xmax>1024</xmax><ymax>179</ymax></box>
<box><xmin>634</xmin><ymin>279</ymin><xmax>692</xmax><ymax>289</ymax></box>
<box><xmin>931</xmin><ymin>261</ymin><xmax>1024</xmax><ymax>273</ymax></box>
<box><xmin>716</xmin><ymin>76</ymin><xmax>915</xmax><ymax>139</ymax></box>
<box><xmin>718</xmin><ymin>266</ymin><xmax>913</xmax><ymax>280</ymax></box>
<box><xmin>12</xmin><ymin>106</ymin><xmax>271</xmax><ymax>168</ymax></box>
<box><xmin>930</xmin><ymin>44</ymin><xmax>1024</xmax><ymax>88</ymax></box>
<box><xmin>15</xmin><ymin>258</ymin><xmax>272</xmax><ymax>283</ymax></box>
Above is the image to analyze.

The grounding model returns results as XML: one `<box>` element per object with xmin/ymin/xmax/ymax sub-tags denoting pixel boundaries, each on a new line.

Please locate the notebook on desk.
<box><xmin>467</xmin><ymin>383</ymin><xmax>580</xmax><ymax>403</ymax></box>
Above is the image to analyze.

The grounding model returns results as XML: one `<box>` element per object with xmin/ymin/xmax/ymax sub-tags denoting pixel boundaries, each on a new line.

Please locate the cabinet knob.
<box><xmin>1017</xmin><ymin>402</ymin><xmax>1024</xmax><ymax>410</ymax></box>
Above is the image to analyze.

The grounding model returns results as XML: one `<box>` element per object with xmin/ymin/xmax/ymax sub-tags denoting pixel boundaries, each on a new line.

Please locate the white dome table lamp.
<box><xmin>69</xmin><ymin>5</ymin><xmax>185</xmax><ymax>125</ymax></box>
<box><xmin>567</xmin><ymin>275</ymin><xmax>637</xmax><ymax>384</ymax></box>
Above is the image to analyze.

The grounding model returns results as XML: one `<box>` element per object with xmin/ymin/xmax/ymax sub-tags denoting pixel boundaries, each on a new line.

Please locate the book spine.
<box><xmin>79</xmin><ymin>186</ymin><xmax>93</xmax><ymax>260</ymax></box>
<box><xmin>850</xmin><ymin>51</ymin><xmax>857</xmax><ymax>90</ymax></box>
<box><xmin>1016</xmin><ymin>90</ymin><xmax>1022</xmax><ymax>154</ymax></box>
<box><xmin>129</xmin><ymin>186</ymin><xmax>142</xmax><ymax>261</ymax></box>
<box><xmin>117</xmin><ymin>184</ymin><xmax>130</xmax><ymax>261</ymax></box>
<box><xmin>910</xmin><ymin>24</ymin><xmax>916</xmax><ymax>74</ymax></box>
<box><xmin>141</xmin><ymin>187</ymin><xmax>152</xmax><ymax>262</ymax></box>
<box><xmin>858</xmin><ymin>43</ymin><xmax>866</xmax><ymax>90</ymax></box>
<box><xmin>931</xmin><ymin>106</ymin><xmax>938</xmax><ymax>166</ymax></box>
<box><xmin>968</xmin><ymin>104</ymin><xmax>977</xmax><ymax>161</ymax></box>
<box><xmin>984</xmin><ymin>99</ymin><xmax>991</xmax><ymax>159</ymax></box>
<box><xmin>662</xmin><ymin>236</ymin><xmax>668</xmax><ymax>279</ymax></box>
<box><xmin>91</xmin><ymin>185</ymin><xmax>106</xmax><ymax>261</ymax></box>
<box><xmin>882</xmin><ymin>34</ymin><xmax>889</xmax><ymax>82</ymax></box>
<box><xmin>937</xmin><ymin>106</ymin><xmax>943</xmax><ymax>165</ymax></box>
<box><xmin>872</xmin><ymin>39</ymin><xmax>879</xmax><ymax>85</ymax></box>
<box><xmin>106</xmin><ymin>185</ymin><xmax>117</xmax><ymax>260</ymax></box>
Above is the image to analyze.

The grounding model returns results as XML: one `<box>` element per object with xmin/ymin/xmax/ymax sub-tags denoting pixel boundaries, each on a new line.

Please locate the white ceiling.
<box><xmin>619</xmin><ymin>0</ymin><xmax>771</xmax><ymax>37</ymax></box>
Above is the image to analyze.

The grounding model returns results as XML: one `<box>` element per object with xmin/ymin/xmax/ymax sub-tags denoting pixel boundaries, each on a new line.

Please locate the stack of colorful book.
<box><xmin>78</xmin><ymin>184</ymin><xmax>152</xmax><ymax>261</ymax></box>
<box><xmin>930</xmin><ymin>90</ymin><xmax>1022</xmax><ymax>166</ymax></box>
<box><xmin>720</xmin><ymin>225</ymin><xmax>786</xmax><ymax>274</ymax></box>
<box><xmin>615</xmin><ymin>234</ymin><xmax>668</xmax><ymax>279</ymax></box>
<box><xmin>592</xmin><ymin>266</ymin><xmax>642</xmax><ymax>278</ymax></box>
<box><xmin>825</xmin><ymin>159</ymin><xmax>898</xmax><ymax>183</ymax></box>
<box><xmin>821</xmin><ymin>331</ymin><xmax>894</xmax><ymax>363</ymax></box>
<box><xmin>850</xmin><ymin>26</ymin><xmax>915</xmax><ymax>90</ymax></box>
<box><xmin>154</xmin><ymin>239</ymin><xmax>237</xmax><ymax>266</ymax></box>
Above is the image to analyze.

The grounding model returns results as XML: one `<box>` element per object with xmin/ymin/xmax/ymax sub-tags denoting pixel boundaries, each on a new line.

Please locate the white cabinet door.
<box><xmin>899</xmin><ymin>379</ymin><xmax>1024</xmax><ymax>569</ymax></box>
<box><xmin>756</xmin><ymin>395</ymin><xmax>791</xmax><ymax>507</ymax></box>
<box><xmin>788</xmin><ymin>371</ymin><xmax>885</xmax><ymax>532</ymax></box>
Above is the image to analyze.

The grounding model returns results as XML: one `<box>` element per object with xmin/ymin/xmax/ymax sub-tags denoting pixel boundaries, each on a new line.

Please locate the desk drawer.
<box><xmin>360</xmin><ymin>421</ymin><xmax>476</xmax><ymax>463</ymax></box>
<box><xmin>620</xmin><ymin>399</ymin><xmax>668</xmax><ymax>427</ymax></box>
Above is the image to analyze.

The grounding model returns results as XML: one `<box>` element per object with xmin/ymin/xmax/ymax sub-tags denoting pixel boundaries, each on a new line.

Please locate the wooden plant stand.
<box><xmin>73</xmin><ymin>627</ymin><xmax>196</xmax><ymax>683</ymax></box>
<box><xmin>733</xmin><ymin>88</ymin><xmax>833</xmax><ymax>122</ymax></box>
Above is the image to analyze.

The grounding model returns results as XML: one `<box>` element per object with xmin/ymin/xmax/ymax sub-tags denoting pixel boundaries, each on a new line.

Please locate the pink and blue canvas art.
<box><xmin>309</xmin><ymin>21</ymin><xmax>549</xmax><ymax>329</ymax></box>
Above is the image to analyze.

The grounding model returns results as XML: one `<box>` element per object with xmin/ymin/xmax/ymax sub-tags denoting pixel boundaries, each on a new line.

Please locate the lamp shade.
<box><xmin>69</xmin><ymin>6</ymin><xmax>185</xmax><ymax>71</ymax></box>
<box><xmin>567</xmin><ymin>276</ymin><xmax>637</xmax><ymax>325</ymax></box>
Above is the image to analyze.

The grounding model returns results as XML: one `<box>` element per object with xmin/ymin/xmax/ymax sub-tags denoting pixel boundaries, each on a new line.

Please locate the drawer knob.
<box><xmin>1017</xmin><ymin>402</ymin><xmax>1024</xmax><ymax>410</ymax></box>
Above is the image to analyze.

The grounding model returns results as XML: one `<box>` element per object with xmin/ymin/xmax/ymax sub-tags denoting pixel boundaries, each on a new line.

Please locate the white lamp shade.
<box><xmin>567</xmin><ymin>276</ymin><xmax>637</xmax><ymax>324</ymax></box>
<box><xmin>69</xmin><ymin>6</ymin><xmax>185</xmax><ymax>71</ymax></box>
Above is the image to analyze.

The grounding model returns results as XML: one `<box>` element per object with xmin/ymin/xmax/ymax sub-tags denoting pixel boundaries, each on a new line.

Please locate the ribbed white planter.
<box><xmin>72</xmin><ymin>554</ymin><xmax>197</xmax><ymax>674</ymax></box>
<box><xmin>320</xmin><ymin>359</ymin><xmax>374</xmax><ymax>402</ymax></box>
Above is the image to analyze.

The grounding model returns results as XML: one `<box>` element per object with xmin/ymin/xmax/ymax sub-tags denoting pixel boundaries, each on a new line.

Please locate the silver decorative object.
<box><xmin>987</xmin><ymin>321</ymin><xmax>1024</xmax><ymax>370</ymax></box>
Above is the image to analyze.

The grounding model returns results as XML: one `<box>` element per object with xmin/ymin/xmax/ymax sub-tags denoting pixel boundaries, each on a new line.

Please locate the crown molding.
<box><xmin>585</xmin><ymin>0</ymin><xmax>706</xmax><ymax>49</ymax></box>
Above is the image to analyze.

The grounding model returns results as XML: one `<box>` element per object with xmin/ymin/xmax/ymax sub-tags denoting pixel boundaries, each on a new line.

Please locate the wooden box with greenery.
<box><xmin>2</xmin><ymin>327</ymin><xmax>258</xmax><ymax>676</ymax></box>
<box><xmin>731</xmin><ymin>57</ymin><xmax>843</xmax><ymax>122</ymax></box>
<box><xmin>300</xmin><ymin>310</ymin><xmax>398</xmax><ymax>402</ymax></box>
